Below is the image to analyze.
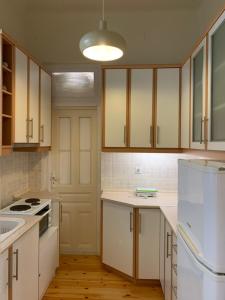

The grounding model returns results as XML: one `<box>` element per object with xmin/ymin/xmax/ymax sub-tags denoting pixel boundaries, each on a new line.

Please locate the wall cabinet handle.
<box><xmin>150</xmin><ymin>126</ymin><xmax>153</xmax><ymax>146</ymax></box>
<box><xmin>166</xmin><ymin>232</ymin><xmax>172</xmax><ymax>258</ymax></box>
<box><xmin>60</xmin><ymin>203</ymin><xmax>63</xmax><ymax>224</ymax></box>
<box><xmin>30</xmin><ymin>119</ymin><xmax>33</xmax><ymax>139</ymax></box>
<box><xmin>124</xmin><ymin>125</ymin><xmax>126</xmax><ymax>146</ymax></box>
<box><xmin>156</xmin><ymin>126</ymin><xmax>160</xmax><ymax>145</ymax></box>
<box><xmin>40</xmin><ymin>125</ymin><xmax>44</xmax><ymax>142</ymax></box>
<box><xmin>130</xmin><ymin>212</ymin><xmax>133</xmax><ymax>232</ymax></box>
<box><xmin>13</xmin><ymin>249</ymin><xmax>19</xmax><ymax>281</ymax></box>
<box><xmin>200</xmin><ymin>118</ymin><xmax>203</xmax><ymax>144</ymax></box>
<box><xmin>26</xmin><ymin>119</ymin><xmax>29</xmax><ymax>139</ymax></box>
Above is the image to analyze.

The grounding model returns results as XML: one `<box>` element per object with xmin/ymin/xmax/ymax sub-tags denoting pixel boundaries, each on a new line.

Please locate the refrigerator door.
<box><xmin>178</xmin><ymin>159</ymin><xmax>225</xmax><ymax>273</ymax></box>
<box><xmin>177</xmin><ymin>233</ymin><xmax>225</xmax><ymax>300</ymax></box>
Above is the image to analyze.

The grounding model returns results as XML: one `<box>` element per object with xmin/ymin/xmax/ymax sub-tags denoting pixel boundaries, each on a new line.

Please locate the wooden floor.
<box><xmin>43</xmin><ymin>255</ymin><xmax>164</xmax><ymax>300</ymax></box>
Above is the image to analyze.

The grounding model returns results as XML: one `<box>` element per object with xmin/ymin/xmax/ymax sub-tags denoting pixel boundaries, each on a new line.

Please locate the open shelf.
<box><xmin>1</xmin><ymin>36</ymin><xmax>14</xmax><ymax>153</ymax></box>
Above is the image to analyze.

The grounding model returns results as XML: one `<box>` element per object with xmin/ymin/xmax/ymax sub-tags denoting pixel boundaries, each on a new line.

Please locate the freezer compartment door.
<box><xmin>177</xmin><ymin>233</ymin><xmax>225</xmax><ymax>300</ymax></box>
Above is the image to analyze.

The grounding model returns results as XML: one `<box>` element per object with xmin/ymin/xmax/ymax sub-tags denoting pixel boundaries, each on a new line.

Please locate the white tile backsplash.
<box><xmin>101</xmin><ymin>152</ymin><xmax>199</xmax><ymax>192</ymax></box>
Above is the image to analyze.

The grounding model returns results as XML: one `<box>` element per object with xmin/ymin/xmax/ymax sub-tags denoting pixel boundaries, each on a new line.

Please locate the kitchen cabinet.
<box><xmin>39</xmin><ymin>226</ymin><xmax>59</xmax><ymax>300</ymax></box>
<box><xmin>40</xmin><ymin>69</ymin><xmax>52</xmax><ymax>147</ymax></box>
<box><xmin>130</xmin><ymin>69</ymin><xmax>153</xmax><ymax>148</ymax></box>
<box><xmin>0</xmin><ymin>250</ymin><xmax>8</xmax><ymax>300</ymax></box>
<box><xmin>14</xmin><ymin>48</ymin><xmax>28</xmax><ymax>143</ymax></box>
<box><xmin>164</xmin><ymin>220</ymin><xmax>172</xmax><ymax>300</ymax></box>
<box><xmin>190</xmin><ymin>38</ymin><xmax>207</xmax><ymax>150</ymax></box>
<box><xmin>159</xmin><ymin>212</ymin><xmax>165</xmax><ymax>293</ymax></box>
<box><xmin>207</xmin><ymin>11</ymin><xmax>225</xmax><ymax>151</ymax></box>
<box><xmin>102</xmin><ymin>201</ymin><xmax>134</xmax><ymax>277</ymax></box>
<box><xmin>28</xmin><ymin>60</ymin><xmax>40</xmax><ymax>143</ymax></box>
<box><xmin>103</xmin><ymin>69</ymin><xmax>127</xmax><ymax>148</ymax></box>
<box><xmin>155</xmin><ymin>68</ymin><xmax>180</xmax><ymax>148</ymax></box>
<box><xmin>12</xmin><ymin>224</ymin><xmax>39</xmax><ymax>300</ymax></box>
<box><xmin>137</xmin><ymin>209</ymin><xmax>160</xmax><ymax>279</ymax></box>
<box><xmin>171</xmin><ymin>232</ymin><xmax>177</xmax><ymax>300</ymax></box>
<box><xmin>181</xmin><ymin>59</ymin><xmax>191</xmax><ymax>149</ymax></box>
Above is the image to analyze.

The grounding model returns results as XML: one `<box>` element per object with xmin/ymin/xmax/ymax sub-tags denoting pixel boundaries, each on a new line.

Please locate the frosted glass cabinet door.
<box><xmin>104</xmin><ymin>69</ymin><xmax>127</xmax><ymax>147</ymax></box>
<box><xmin>156</xmin><ymin>68</ymin><xmax>180</xmax><ymax>148</ymax></box>
<box><xmin>191</xmin><ymin>38</ymin><xmax>206</xmax><ymax>150</ymax></box>
<box><xmin>208</xmin><ymin>12</ymin><xmax>225</xmax><ymax>150</ymax></box>
<box><xmin>130</xmin><ymin>69</ymin><xmax>153</xmax><ymax>148</ymax></box>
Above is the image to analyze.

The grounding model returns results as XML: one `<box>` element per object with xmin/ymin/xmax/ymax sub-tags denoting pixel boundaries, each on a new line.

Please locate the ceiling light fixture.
<box><xmin>79</xmin><ymin>0</ymin><xmax>126</xmax><ymax>62</ymax></box>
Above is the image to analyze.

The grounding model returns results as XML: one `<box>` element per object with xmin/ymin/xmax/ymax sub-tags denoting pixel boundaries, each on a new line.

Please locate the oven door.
<box><xmin>39</xmin><ymin>214</ymin><xmax>49</xmax><ymax>237</ymax></box>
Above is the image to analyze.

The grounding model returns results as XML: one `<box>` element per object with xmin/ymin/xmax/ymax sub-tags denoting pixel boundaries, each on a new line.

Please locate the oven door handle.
<box><xmin>37</xmin><ymin>209</ymin><xmax>52</xmax><ymax>218</ymax></box>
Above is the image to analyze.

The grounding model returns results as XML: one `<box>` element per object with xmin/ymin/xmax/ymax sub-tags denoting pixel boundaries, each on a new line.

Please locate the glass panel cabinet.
<box><xmin>191</xmin><ymin>38</ymin><xmax>206</xmax><ymax>150</ymax></box>
<box><xmin>208</xmin><ymin>12</ymin><xmax>225</xmax><ymax>150</ymax></box>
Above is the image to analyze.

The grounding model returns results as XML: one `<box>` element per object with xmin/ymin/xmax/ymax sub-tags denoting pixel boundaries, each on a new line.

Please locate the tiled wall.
<box><xmin>101</xmin><ymin>153</ymin><xmax>198</xmax><ymax>192</ymax></box>
<box><xmin>0</xmin><ymin>152</ymin><xmax>51</xmax><ymax>209</ymax></box>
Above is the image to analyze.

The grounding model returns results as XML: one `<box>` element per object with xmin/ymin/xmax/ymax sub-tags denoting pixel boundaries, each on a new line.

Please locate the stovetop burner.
<box><xmin>10</xmin><ymin>205</ymin><xmax>31</xmax><ymax>211</ymax></box>
<box><xmin>25</xmin><ymin>198</ymin><xmax>40</xmax><ymax>204</ymax></box>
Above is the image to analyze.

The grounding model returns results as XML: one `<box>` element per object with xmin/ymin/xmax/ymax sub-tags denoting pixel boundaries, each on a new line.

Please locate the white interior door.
<box><xmin>29</xmin><ymin>60</ymin><xmax>39</xmax><ymax>143</ymax></box>
<box><xmin>15</xmin><ymin>48</ymin><xmax>28</xmax><ymax>143</ymax></box>
<box><xmin>40</xmin><ymin>69</ymin><xmax>51</xmax><ymax>147</ymax></box>
<box><xmin>156</xmin><ymin>68</ymin><xmax>180</xmax><ymax>148</ymax></box>
<box><xmin>104</xmin><ymin>69</ymin><xmax>127</xmax><ymax>147</ymax></box>
<box><xmin>130</xmin><ymin>69</ymin><xmax>153</xmax><ymax>148</ymax></box>
<box><xmin>52</xmin><ymin>108</ymin><xmax>98</xmax><ymax>254</ymax></box>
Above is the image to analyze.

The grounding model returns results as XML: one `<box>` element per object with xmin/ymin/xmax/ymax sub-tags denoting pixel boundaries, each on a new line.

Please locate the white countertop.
<box><xmin>0</xmin><ymin>215</ymin><xmax>41</xmax><ymax>254</ymax></box>
<box><xmin>101</xmin><ymin>190</ymin><xmax>178</xmax><ymax>233</ymax></box>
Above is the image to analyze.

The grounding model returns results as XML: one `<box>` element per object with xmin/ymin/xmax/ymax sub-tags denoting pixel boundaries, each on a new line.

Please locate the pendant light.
<box><xmin>79</xmin><ymin>0</ymin><xmax>126</xmax><ymax>62</ymax></box>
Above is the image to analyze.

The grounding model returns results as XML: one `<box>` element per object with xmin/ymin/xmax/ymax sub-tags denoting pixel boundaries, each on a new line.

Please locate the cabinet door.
<box><xmin>130</xmin><ymin>69</ymin><xmax>153</xmax><ymax>147</ymax></box>
<box><xmin>156</xmin><ymin>68</ymin><xmax>180</xmax><ymax>148</ymax></box>
<box><xmin>138</xmin><ymin>209</ymin><xmax>160</xmax><ymax>279</ymax></box>
<box><xmin>0</xmin><ymin>250</ymin><xmax>8</xmax><ymax>300</ymax></box>
<box><xmin>12</xmin><ymin>224</ymin><xmax>39</xmax><ymax>300</ymax></box>
<box><xmin>40</xmin><ymin>69</ymin><xmax>51</xmax><ymax>147</ymax></box>
<box><xmin>160</xmin><ymin>212</ymin><xmax>165</xmax><ymax>293</ymax></box>
<box><xmin>28</xmin><ymin>60</ymin><xmax>39</xmax><ymax>143</ymax></box>
<box><xmin>165</xmin><ymin>221</ymin><xmax>172</xmax><ymax>300</ymax></box>
<box><xmin>15</xmin><ymin>48</ymin><xmax>28</xmax><ymax>143</ymax></box>
<box><xmin>102</xmin><ymin>201</ymin><xmax>133</xmax><ymax>276</ymax></box>
<box><xmin>104</xmin><ymin>69</ymin><xmax>127</xmax><ymax>147</ymax></box>
<box><xmin>39</xmin><ymin>226</ymin><xmax>59</xmax><ymax>300</ymax></box>
<box><xmin>208</xmin><ymin>11</ymin><xmax>225</xmax><ymax>150</ymax></box>
<box><xmin>181</xmin><ymin>59</ymin><xmax>191</xmax><ymax>149</ymax></box>
<box><xmin>191</xmin><ymin>38</ymin><xmax>206</xmax><ymax>150</ymax></box>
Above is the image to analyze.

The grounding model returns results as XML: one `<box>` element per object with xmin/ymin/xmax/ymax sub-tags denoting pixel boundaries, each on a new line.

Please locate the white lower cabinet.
<box><xmin>160</xmin><ymin>212</ymin><xmax>165</xmax><ymax>292</ymax></box>
<box><xmin>0</xmin><ymin>250</ymin><xmax>8</xmax><ymax>300</ymax></box>
<box><xmin>165</xmin><ymin>220</ymin><xmax>172</xmax><ymax>300</ymax></box>
<box><xmin>12</xmin><ymin>224</ymin><xmax>39</xmax><ymax>300</ymax></box>
<box><xmin>39</xmin><ymin>226</ymin><xmax>59</xmax><ymax>300</ymax></box>
<box><xmin>138</xmin><ymin>209</ymin><xmax>160</xmax><ymax>279</ymax></box>
<box><xmin>102</xmin><ymin>201</ymin><xmax>134</xmax><ymax>276</ymax></box>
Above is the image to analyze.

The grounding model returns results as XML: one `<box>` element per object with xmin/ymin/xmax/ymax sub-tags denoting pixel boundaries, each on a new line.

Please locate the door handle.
<box><xmin>13</xmin><ymin>249</ymin><xmax>19</xmax><ymax>281</ymax></box>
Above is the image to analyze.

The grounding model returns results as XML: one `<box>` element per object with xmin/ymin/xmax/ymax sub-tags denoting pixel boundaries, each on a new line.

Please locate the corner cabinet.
<box><xmin>102</xmin><ymin>201</ymin><xmax>161</xmax><ymax>282</ymax></box>
<box><xmin>155</xmin><ymin>68</ymin><xmax>180</xmax><ymax>148</ymax></box>
<box><xmin>40</xmin><ymin>69</ymin><xmax>52</xmax><ymax>147</ymax></box>
<box><xmin>207</xmin><ymin>11</ymin><xmax>225</xmax><ymax>151</ymax></box>
<box><xmin>190</xmin><ymin>38</ymin><xmax>207</xmax><ymax>150</ymax></box>
<box><xmin>102</xmin><ymin>67</ymin><xmax>181</xmax><ymax>152</ymax></box>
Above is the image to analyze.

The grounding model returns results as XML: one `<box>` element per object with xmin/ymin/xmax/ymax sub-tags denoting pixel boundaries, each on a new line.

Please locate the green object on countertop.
<box><xmin>136</xmin><ymin>188</ymin><xmax>158</xmax><ymax>193</ymax></box>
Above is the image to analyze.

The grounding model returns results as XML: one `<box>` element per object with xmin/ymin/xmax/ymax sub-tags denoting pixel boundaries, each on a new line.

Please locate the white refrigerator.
<box><xmin>177</xmin><ymin>159</ymin><xmax>225</xmax><ymax>300</ymax></box>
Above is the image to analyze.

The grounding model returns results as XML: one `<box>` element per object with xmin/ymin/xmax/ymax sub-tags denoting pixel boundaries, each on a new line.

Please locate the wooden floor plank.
<box><xmin>43</xmin><ymin>255</ymin><xmax>164</xmax><ymax>300</ymax></box>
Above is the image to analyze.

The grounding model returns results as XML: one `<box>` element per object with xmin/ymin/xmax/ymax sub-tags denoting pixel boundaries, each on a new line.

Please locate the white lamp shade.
<box><xmin>79</xmin><ymin>21</ymin><xmax>126</xmax><ymax>62</ymax></box>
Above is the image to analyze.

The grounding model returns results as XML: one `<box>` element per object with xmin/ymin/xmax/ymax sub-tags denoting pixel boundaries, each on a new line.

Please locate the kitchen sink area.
<box><xmin>0</xmin><ymin>218</ymin><xmax>25</xmax><ymax>242</ymax></box>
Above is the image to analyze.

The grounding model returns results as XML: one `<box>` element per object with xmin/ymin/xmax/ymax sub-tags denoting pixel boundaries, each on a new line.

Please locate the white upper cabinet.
<box><xmin>190</xmin><ymin>38</ymin><xmax>207</xmax><ymax>150</ymax></box>
<box><xmin>15</xmin><ymin>48</ymin><xmax>28</xmax><ymax>143</ymax></box>
<box><xmin>104</xmin><ymin>69</ymin><xmax>127</xmax><ymax>148</ymax></box>
<box><xmin>181</xmin><ymin>59</ymin><xmax>191</xmax><ymax>149</ymax></box>
<box><xmin>40</xmin><ymin>69</ymin><xmax>51</xmax><ymax>147</ymax></box>
<box><xmin>28</xmin><ymin>60</ymin><xmax>39</xmax><ymax>143</ymax></box>
<box><xmin>156</xmin><ymin>68</ymin><xmax>180</xmax><ymax>148</ymax></box>
<box><xmin>207</xmin><ymin>11</ymin><xmax>225</xmax><ymax>151</ymax></box>
<box><xmin>130</xmin><ymin>69</ymin><xmax>153</xmax><ymax>148</ymax></box>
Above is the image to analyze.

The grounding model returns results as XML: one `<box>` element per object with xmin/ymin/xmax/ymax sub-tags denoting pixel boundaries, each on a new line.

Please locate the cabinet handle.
<box><xmin>172</xmin><ymin>286</ymin><xmax>177</xmax><ymax>298</ymax></box>
<box><xmin>60</xmin><ymin>203</ymin><xmax>63</xmax><ymax>223</ymax></box>
<box><xmin>200</xmin><ymin>118</ymin><xmax>204</xmax><ymax>144</ymax></box>
<box><xmin>172</xmin><ymin>263</ymin><xmax>177</xmax><ymax>275</ymax></box>
<box><xmin>40</xmin><ymin>125</ymin><xmax>44</xmax><ymax>142</ymax></box>
<box><xmin>156</xmin><ymin>126</ymin><xmax>160</xmax><ymax>145</ymax></box>
<box><xmin>139</xmin><ymin>213</ymin><xmax>142</xmax><ymax>234</ymax></box>
<box><xmin>150</xmin><ymin>126</ymin><xmax>153</xmax><ymax>146</ymax></box>
<box><xmin>204</xmin><ymin>117</ymin><xmax>208</xmax><ymax>145</ymax></box>
<box><xmin>130</xmin><ymin>212</ymin><xmax>133</xmax><ymax>232</ymax></box>
<box><xmin>13</xmin><ymin>249</ymin><xmax>19</xmax><ymax>281</ymax></box>
<box><xmin>166</xmin><ymin>233</ymin><xmax>172</xmax><ymax>258</ymax></box>
<box><xmin>124</xmin><ymin>125</ymin><xmax>126</xmax><ymax>146</ymax></box>
<box><xmin>30</xmin><ymin>119</ymin><xmax>33</xmax><ymax>139</ymax></box>
<box><xmin>26</xmin><ymin>119</ymin><xmax>29</xmax><ymax>139</ymax></box>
